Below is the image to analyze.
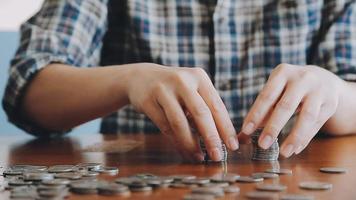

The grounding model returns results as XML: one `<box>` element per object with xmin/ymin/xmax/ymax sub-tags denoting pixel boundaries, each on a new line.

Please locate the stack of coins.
<box><xmin>251</xmin><ymin>129</ymin><xmax>279</xmax><ymax>161</ymax></box>
<box><xmin>199</xmin><ymin>137</ymin><xmax>227</xmax><ymax>162</ymax></box>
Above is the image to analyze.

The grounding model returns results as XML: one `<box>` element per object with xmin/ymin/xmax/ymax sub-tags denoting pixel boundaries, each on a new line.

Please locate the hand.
<box><xmin>125</xmin><ymin>63</ymin><xmax>238</xmax><ymax>161</ymax></box>
<box><xmin>240</xmin><ymin>63</ymin><xmax>344</xmax><ymax>157</ymax></box>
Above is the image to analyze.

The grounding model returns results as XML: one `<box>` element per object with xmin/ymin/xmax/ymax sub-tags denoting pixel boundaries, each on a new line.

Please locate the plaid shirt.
<box><xmin>3</xmin><ymin>0</ymin><xmax>356</xmax><ymax>136</ymax></box>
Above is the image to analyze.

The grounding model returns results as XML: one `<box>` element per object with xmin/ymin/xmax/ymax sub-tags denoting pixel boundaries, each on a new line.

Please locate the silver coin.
<box><xmin>210</xmin><ymin>173</ymin><xmax>240</xmax><ymax>183</ymax></box>
<box><xmin>223</xmin><ymin>186</ymin><xmax>240</xmax><ymax>193</ymax></box>
<box><xmin>191</xmin><ymin>186</ymin><xmax>224</xmax><ymax>197</ymax></box>
<box><xmin>92</xmin><ymin>166</ymin><xmax>119</xmax><ymax>175</ymax></box>
<box><xmin>54</xmin><ymin>172</ymin><xmax>82</xmax><ymax>180</ymax></box>
<box><xmin>97</xmin><ymin>183</ymin><xmax>129</xmax><ymax>195</ymax></box>
<box><xmin>204</xmin><ymin>182</ymin><xmax>229</xmax><ymax>188</ymax></box>
<box><xmin>265</xmin><ymin>168</ymin><xmax>292</xmax><ymax>175</ymax></box>
<box><xmin>182</xmin><ymin>178</ymin><xmax>210</xmax><ymax>185</ymax></box>
<box><xmin>38</xmin><ymin>188</ymin><xmax>69</xmax><ymax>198</ymax></box>
<box><xmin>76</xmin><ymin>163</ymin><xmax>102</xmax><ymax>171</ymax></box>
<box><xmin>183</xmin><ymin>194</ymin><xmax>215</xmax><ymax>200</ymax></box>
<box><xmin>280</xmin><ymin>194</ymin><xmax>314</xmax><ymax>200</ymax></box>
<box><xmin>48</xmin><ymin>165</ymin><xmax>75</xmax><ymax>173</ymax></box>
<box><xmin>299</xmin><ymin>181</ymin><xmax>332</xmax><ymax>190</ymax></box>
<box><xmin>246</xmin><ymin>191</ymin><xmax>279</xmax><ymax>199</ymax></box>
<box><xmin>23</xmin><ymin>172</ymin><xmax>54</xmax><ymax>181</ymax></box>
<box><xmin>319</xmin><ymin>167</ymin><xmax>347</xmax><ymax>174</ymax></box>
<box><xmin>170</xmin><ymin>174</ymin><xmax>196</xmax><ymax>181</ymax></box>
<box><xmin>134</xmin><ymin>173</ymin><xmax>157</xmax><ymax>179</ymax></box>
<box><xmin>129</xmin><ymin>185</ymin><xmax>152</xmax><ymax>192</ymax></box>
<box><xmin>3</xmin><ymin>170</ymin><xmax>23</xmax><ymax>176</ymax></box>
<box><xmin>70</xmin><ymin>182</ymin><xmax>98</xmax><ymax>194</ymax></box>
<box><xmin>8</xmin><ymin>179</ymin><xmax>33</xmax><ymax>186</ymax></box>
<box><xmin>81</xmin><ymin>170</ymin><xmax>99</xmax><ymax>177</ymax></box>
<box><xmin>37</xmin><ymin>184</ymin><xmax>67</xmax><ymax>192</ymax></box>
<box><xmin>170</xmin><ymin>182</ymin><xmax>198</xmax><ymax>189</ymax></box>
<box><xmin>236</xmin><ymin>176</ymin><xmax>264</xmax><ymax>183</ymax></box>
<box><xmin>42</xmin><ymin>179</ymin><xmax>70</xmax><ymax>185</ymax></box>
<box><xmin>10</xmin><ymin>165</ymin><xmax>48</xmax><ymax>171</ymax></box>
<box><xmin>252</xmin><ymin>172</ymin><xmax>279</xmax><ymax>179</ymax></box>
<box><xmin>115</xmin><ymin>177</ymin><xmax>141</xmax><ymax>185</ymax></box>
<box><xmin>256</xmin><ymin>184</ymin><xmax>287</xmax><ymax>191</ymax></box>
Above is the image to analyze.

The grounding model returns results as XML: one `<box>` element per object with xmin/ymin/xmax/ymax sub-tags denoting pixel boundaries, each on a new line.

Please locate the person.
<box><xmin>3</xmin><ymin>0</ymin><xmax>356</xmax><ymax>162</ymax></box>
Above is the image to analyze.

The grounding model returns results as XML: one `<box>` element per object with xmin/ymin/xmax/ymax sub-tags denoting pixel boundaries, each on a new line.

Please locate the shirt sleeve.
<box><xmin>2</xmin><ymin>0</ymin><xmax>108</xmax><ymax>137</ymax></box>
<box><xmin>311</xmin><ymin>1</ymin><xmax>356</xmax><ymax>81</ymax></box>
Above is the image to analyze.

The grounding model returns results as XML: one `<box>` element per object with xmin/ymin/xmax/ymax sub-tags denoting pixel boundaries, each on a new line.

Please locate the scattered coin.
<box><xmin>182</xmin><ymin>178</ymin><xmax>210</xmax><ymax>185</ymax></box>
<box><xmin>97</xmin><ymin>183</ymin><xmax>129</xmax><ymax>196</ymax></box>
<box><xmin>280</xmin><ymin>194</ymin><xmax>314</xmax><ymax>200</ymax></box>
<box><xmin>319</xmin><ymin>167</ymin><xmax>347</xmax><ymax>174</ymax></box>
<box><xmin>299</xmin><ymin>181</ymin><xmax>332</xmax><ymax>190</ymax></box>
<box><xmin>210</xmin><ymin>173</ymin><xmax>240</xmax><ymax>183</ymax></box>
<box><xmin>223</xmin><ymin>186</ymin><xmax>240</xmax><ymax>193</ymax></box>
<box><xmin>48</xmin><ymin>165</ymin><xmax>75</xmax><ymax>173</ymax></box>
<box><xmin>191</xmin><ymin>186</ymin><xmax>224</xmax><ymax>197</ymax></box>
<box><xmin>42</xmin><ymin>179</ymin><xmax>70</xmax><ymax>185</ymax></box>
<box><xmin>256</xmin><ymin>183</ymin><xmax>287</xmax><ymax>191</ymax></box>
<box><xmin>183</xmin><ymin>193</ymin><xmax>215</xmax><ymax>200</ymax></box>
<box><xmin>252</xmin><ymin>172</ymin><xmax>279</xmax><ymax>179</ymax></box>
<box><xmin>170</xmin><ymin>175</ymin><xmax>196</xmax><ymax>181</ymax></box>
<box><xmin>54</xmin><ymin>172</ymin><xmax>82</xmax><ymax>180</ymax></box>
<box><xmin>92</xmin><ymin>166</ymin><xmax>119</xmax><ymax>175</ymax></box>
<box><xmin>236</xmin><ymin>176</ymin><xmax>264</xmax><ymax>183</ymax></box>
<box><xmin>70</xmin><ymin>182</ymin><xmax>98</xmax><ymax>194</ymax></box>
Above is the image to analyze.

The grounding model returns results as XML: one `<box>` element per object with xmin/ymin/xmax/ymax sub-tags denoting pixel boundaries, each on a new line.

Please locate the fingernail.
<box><xmin>242</xmin><ymin>122</ymin><xmax>255</xmax><ymax>135</ymax></box>
<box><xmin>281</xmin><ymin>144</ymin><xmax>294</xmax><ymax>157</ymax></box>
<box><xmin>295</xmin><ymin>145</ymin><xmax>304</xmax><ymax>155</ymax></box>
<box><xmin>259</xmin><ymin>135</ymin><xmax>273</xmax><ymax>149</ymax></box>
<box><xmin>210</xmin><ymin>147</ymin><xmax>222</xmax><ymax>161</ymax></box>
<box><xmin>194</xmin><ymin>152</ymin><xmax>204</xmax><ymax>162</ymax></box>
<box><xmin>228</xmin><ymin>136</ymin><xmax>239</xmax><ymax>150</ymax></box>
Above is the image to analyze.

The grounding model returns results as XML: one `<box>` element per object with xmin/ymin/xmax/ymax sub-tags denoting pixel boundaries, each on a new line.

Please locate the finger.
<box><xmin>179</xmin><ymin>87</ymin><xmax>223</xmax><ymax>161</ymax></box>
<box><xmin>156</xmin><ymin>90</ymin><xmax>203</xmax><ymax>161</ymax></box>
<box><xmin>143</xmin><ymin>101</ymin><xmax>172</xmax><ymax>135</ymax></box>
<box><xmin>241</xmin><ymin>70</ymin><xmax>287</xmax><ymax>135</ymax></box>
<box><xmin>258</xmin><ymin>82</ymin><xmax>306</xmax><ymax>149</ymax></box>
<box><xmin>280</xmin><ymin>94</ymin><xmax>322</xmax><ymax>157</ymax></box>
<box><xmin>198</xmin><ymin>77</ymin><xmax>238</xmax><ymax>151</ymax></box>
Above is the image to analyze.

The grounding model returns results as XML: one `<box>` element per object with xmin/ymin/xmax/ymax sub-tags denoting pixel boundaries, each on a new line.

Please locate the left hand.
<box><xmin>240</xmin><ymin>63</ymin><xmax>344</xmax><ymax>157</ymax></box>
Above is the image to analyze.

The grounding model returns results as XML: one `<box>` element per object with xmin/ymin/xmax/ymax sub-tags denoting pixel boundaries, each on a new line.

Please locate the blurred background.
<box><xmin>0</xmin><ymin>0</ymin><xmax>100</xmax><ymax>135</ymax></box>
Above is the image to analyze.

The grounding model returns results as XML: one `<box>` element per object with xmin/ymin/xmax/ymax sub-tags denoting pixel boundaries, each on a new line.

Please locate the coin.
<box><xmin>92</xmin><ymin>166</ymin><xmax>119</xmax><ymax>175</ymax></box>
<box><xmin>191</xmin><ymin>186</ymin><xmax>224</xmax><ymax>197</ymax></box>
<box><xmin>48</xmin><ymin>165</ymin><xmax>75</xmax><ymax>173</ymax></box>
<box><xmin>42</xmin><ymin>179</ymin><xmax>70</xmax><ymax>185</ymax></box>
<box><xmin>182</xmin><ymin>178</ymin><xmax>210</xmax><ymax>185</ymax></box>
<box><xmin>54</xmin><ymin>172</ymin><xmax>82</xmax><ymax>180</ymax></box>
<box><xmin>76</xmin><ymin>163</ymin><xmax>102</xmax><ymax>171</ymax></box>
<box><xmin>129</xmin><ymin>185</ymin><xmax>152</xmax><ymax>192</ymax></box>
<box><xmin>319</xmin><ymin>167</ymin><xmax>347</xmax><ymax>174</ymax></box>
<box><xmin>70</xmin><ymin>182</ymin><xmax>98</xmax><ymax>194</ymax></box>
<box><xmin>252</xmin><ymin>172</ymin><xmax>279</xmax><ymax>179</ymax></box>
<box><xmin>299</xmin><ymin>181</ymin><xmax>332</xmax><ymax>190</ymax></box>
<box><xmin>210</xmin><ymin>173</ymin><xmax>240</xmax><ymax>183</ymax></box>
<box><xmin>246</xmin><ymin>191</ymin><xmax>279</xmax><ymax>199</ymax></box>
<box><xmin>170</xmin><ymin>174</ymin><xmax>196</xmax><ymax>181</ymax></box>
<box><xmin>280</xmin><ymin>194</ymin><xmax>314</xmax><ymax>200</ymax></box>
<box><xmin>97</xmin><ymin>183</ymin><xmax>129</xmax><ymax>195</ymax></box>
<box><xmin>183</xmin><ymin>194</ymin><xmax>215</xmax><ymax>200</ymax></box>
<box><xmin>236</xmin><ymin>176</ymin><xmax>264</xmax><ymax>183</ymax></box>
<box><xmin>223</xmin><ymin>186</ymin><xmax>240</xmax><ymax>193</ymax></box>
<box><xmin>256</xmin><ymin>184</ymin><xmax>287</xmax><ymax>191</ymax></box>
<box><xmin>265</xmin><ymin>168</ymin><xmax>292</xmax><ymax>175</ymax></box>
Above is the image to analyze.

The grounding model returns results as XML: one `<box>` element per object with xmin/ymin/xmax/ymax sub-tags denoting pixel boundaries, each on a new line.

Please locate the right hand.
<box><xmin>125</xmin><ymin>63</ymin><xmax>238</xmax><ymax>161</ymax></box>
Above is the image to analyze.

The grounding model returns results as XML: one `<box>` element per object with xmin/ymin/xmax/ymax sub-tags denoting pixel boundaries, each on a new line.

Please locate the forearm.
<box><xmin>22</xmin><ymin>63</ymin><xmax>132</xmax><ymax>132</ymax></box>
<box><xmin>323</xmin><ymin>81</ymin><xmax>356</xmax><ymax>135</ymax></box>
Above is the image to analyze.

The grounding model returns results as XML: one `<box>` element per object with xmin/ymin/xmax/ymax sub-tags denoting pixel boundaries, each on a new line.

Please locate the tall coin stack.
<box><xmin>251</xmin><ymin>129</ymin><xmax>279</xmax><ymax>161</ymax></box>
<box><xmin>199</xmin><ymin>137</ymin><xmax>227</xmax><ymax>162</ymax></box>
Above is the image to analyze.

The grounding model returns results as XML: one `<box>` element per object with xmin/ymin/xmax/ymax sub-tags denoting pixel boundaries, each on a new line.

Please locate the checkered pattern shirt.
<box><xmin>3</xmin><ymin>0</ymin><xmax>356</xmax><ymax>136</ymax></box>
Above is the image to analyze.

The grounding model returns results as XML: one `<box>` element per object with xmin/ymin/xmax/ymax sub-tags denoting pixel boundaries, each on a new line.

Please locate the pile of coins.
<box><xmin>251</xmin><ymin>128</ymin><xmax>279</xmax><ymax>161</ymax></box>
<box><xmin>1</xmin><ymin>163</ymin><xmax>119</xmax><ymax>199</ymax></box>
<box><xmin>199</xmin><ymin>137</ymin><xmax>227</xmax><ymax>162</ymax></box>
<box><xmin>0</xmin><ymin>163</ymin><xmax>346</xmax><ymax>200</ymax></box>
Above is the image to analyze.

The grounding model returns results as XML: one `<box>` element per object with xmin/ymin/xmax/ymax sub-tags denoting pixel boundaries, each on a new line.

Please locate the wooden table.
<box><xmin>0</xmin><ymin>132</ymin><xmax>355</xmax><ymax>200</ymax></box>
